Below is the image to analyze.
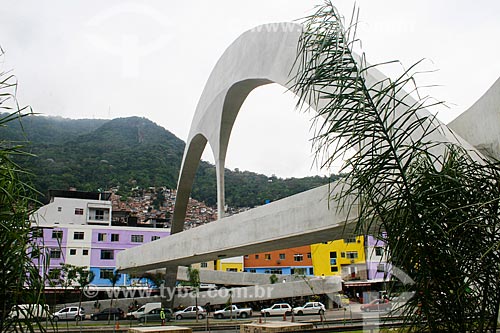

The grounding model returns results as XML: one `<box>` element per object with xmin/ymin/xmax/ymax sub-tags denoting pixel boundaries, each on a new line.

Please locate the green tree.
<box><xmin>59</xmin><ymin>263</ymin><xmax>80</xmax><ymax>330</ymax></box>
<box><xmin>293</xmin><ymin>2</ymin><xmax>500</xmax><ymax>331</ymax></box>
<box><xmin>0</xmin><ymin>48</ymin><xmax>47</xmax><ymax>332</ymax></box>
<box><xmin>75</xmin><ymin>267</ymin><xmax>94</xmax><ymax>322</ymax></box>
<box><xmin>106</xmin><ymin>270</ymin><xmax>121</xmax><ymax>324</ymax></box>
<box><xmin>186</xmin><ymin>266</ymin><xmax>201</xmax><ymax>322</ymax></box>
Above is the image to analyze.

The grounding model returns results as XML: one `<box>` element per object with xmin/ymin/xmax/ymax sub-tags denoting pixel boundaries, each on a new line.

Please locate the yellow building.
<box><xmin>193</xmin><ymin>256</ymin><xmax>244</xmax><ymax>272</ymax></box>
<box><xmin>215</xmin><ymin>256</ymin><xmax>244</xmax><ymax>272</ymax></box>
<box><xmin>311</xmin><ymin>236</ymin><xmax>366</xmax><ymax>279</ymax></box>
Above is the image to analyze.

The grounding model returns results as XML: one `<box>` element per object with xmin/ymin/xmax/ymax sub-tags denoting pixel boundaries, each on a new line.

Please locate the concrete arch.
<box><xmin>449</xmin><ymin>76</ymin><xmax>500</xmax><ymax>159</ymax></box>
<box><xmin>172</xmin><ymin>23</ymin><xmax>304</xmax><ymax>233</ymax></box>
<box><xmin>117</xmin><ymin>23</ymin><xmax>493</xmax><ymax>273</ymax></box>
<box><xmin>172</xmin><ymin>132</ymin><xmax>208</xmax><ymax>233</ymax></box>
<box><xmin>172</xmin><ymin>22</ymin><xmax>477</xmax><ymax>234</ymax></box>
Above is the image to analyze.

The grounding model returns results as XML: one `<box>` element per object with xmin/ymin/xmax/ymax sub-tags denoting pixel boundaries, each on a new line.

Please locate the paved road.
<box><xmin>57</xmin><ymin>303</ymin><xmax>390</xmax><ymax>329</ymax></box>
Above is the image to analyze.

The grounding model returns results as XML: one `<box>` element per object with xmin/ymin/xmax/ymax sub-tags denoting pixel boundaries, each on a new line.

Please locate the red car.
<box><xmin>360</xmin><ymin>299</ymin><xmax>391</xmax><ymax>312</ymax></box>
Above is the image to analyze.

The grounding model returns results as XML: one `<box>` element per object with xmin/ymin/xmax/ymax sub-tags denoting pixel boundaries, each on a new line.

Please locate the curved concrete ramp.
<box><xmin>171</xmin><ymin>276</ymin><xmax>341</xmax><ymax>307</ymax></box>
<box><xmin>176</xmin><ymin>266</ymin><xmax>296</xmax><ymax>286</ymax></box>
<box><xmin>118</xmin><ymin>183</ymin><xmax>356</xmax><ymax>272</ymax></box>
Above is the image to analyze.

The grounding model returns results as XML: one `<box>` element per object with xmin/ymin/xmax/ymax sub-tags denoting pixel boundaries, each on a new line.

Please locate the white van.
<box><xmin>127</xmin><ymin>302</ymin><xmax>161</xmax><ymax>319</ymax></box>
<box><xmin>9</xmin><ymin>304</ymin><xmax>51</xmax><ymax>320</ymax></box>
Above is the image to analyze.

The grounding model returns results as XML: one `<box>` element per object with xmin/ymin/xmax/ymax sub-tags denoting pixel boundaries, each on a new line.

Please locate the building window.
<box><xmin>375</xmin><ymin>247</ymin><xmax>384</xmax><ymax>256</ymax></box>
<box><xmin>249</xmin><ymin>269</ymin><xmax>256</xmax><ymax>273</ymax></box>
<box><xmin>50</xmin><ymin>249</ymin><xmax>61</xmax><ymax>259</ymax></box>
<box><xmin>100</xmin><ymin>249</ymin><xmax>114</xmax><ymax>260</ymax></box>
<box><xmin>279</xmin><ymin>253</ymin><xmax>286</xmax><ymax>260</ymax></box>
<box><xmin>131</xmin><ymin>235</ymin><xmax>144</xmax><ymax>243</ymax></box>
<box><xmin>265</xmin><ymin>268</ymin><xmax>282</xmax><ymax>274</ymax></box>
<box><xmin>330</xmin><ymin>251</ymin><xmax>337</xmax><ymax>265</ymax></box>
<box><xmin>111</xmin><ymin>234</ymin><xmax>119</xmax><ymax>242</ymax></box>
<box><xmin>331</xmin><ymin>266</ymin><xmax>339</xmax><ymax>272</ymax></box>
<box><xmin>377</xmin><ymin>264</ymin><xmax>385</xmax><ymax>272</ymax></box>
<box><xmin>82</xmin><ymin>249</ymin><xmax>89</xmax><ymax>256</ymax></box>
<box><xmin>346</xmin><ymin>251</ymin><xmax>358</xmax><ymax>259</ymax></box>
<box><xmin>74</xmin><ymin>208</ymin><xmax>84</xmax><ymax>215</ymax></box>
<box><xmin>69</xmin><ymin>249</ymin><xmax>77</xmax><ymax>255</ymax></box>
<box><xmin>100</xmin><ymin>269</ymin><xmax>114</xmax><ymax>279</ymax></box>
<box><xmin>265</xmin><ymin>253</ymin><xmax>271</xmax><ymax>260</ymax></box>
<box><xmin>94</xmin><ymin>209</ymin><xmax>105</xmax><ymax>220</ymax></box>
<box><xmin>57</xmin><ymin>207</ymin><xmax>62</xmax><ymax>212</ymax></box>
<box><xmin>151</xmin><ymin>235</ymin><xmax>160</xmax><ymax>241</ymax></box>
<box><xmin>226</xmin><ymin>268</ymin><xmax>238</xmax><ymax>272</ymax></box>
<box><xmin>307</xmin><ymin>252</ymin><xmax>312</xmax><ymax>259</ymax></box>
<box><xmin>52</xmin><ymin>230</ymin><xmax>63</xmax><ymax>239</ymax></box>
<box><xmin>200</xmin><ymin>262</ymin><xmax>208</xmax><ymax>268</ymax></box>
<box><xmin>244</xmin><ymin>255</ymin><xmax>249</xmax><ymax>259</ymax></box>
<box><xmin>73</xmin><ymin>232</ymin><xmax>84</xmax><ymax>240</ymax></box>
<box><xmin>294</xmin><ymin>254</ymin><xmax>304</xmax><ymax>262</ymax></box>
<box><xmin>341</xmin><ymin>252</ymin><xmax>345</xmax><ymax>258</ymax></box>
<box><xmin>98</xmin><ymin>233</ymin><xmax>107</xmax><ymax>242</ymax></box>
<box><xmin>255</xmin><ymin>254</ymin><xmax>259</xmax><ymax>259</ymax></box>
<box><xmin>344</xmin><ymin>237</ymin><xmax>357</xmax><ymax>243</ymax></box>
<box><xmin>309</xmin><ymin>267</ymin><xmax>314</xmax><ymax>275</ymax></box>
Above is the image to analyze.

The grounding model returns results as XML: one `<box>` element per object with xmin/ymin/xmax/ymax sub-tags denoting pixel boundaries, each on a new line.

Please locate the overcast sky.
<box><xmin>1</xmin><ymin>1</ymin><xmax>499</xmax><ymax>178</ymax></box>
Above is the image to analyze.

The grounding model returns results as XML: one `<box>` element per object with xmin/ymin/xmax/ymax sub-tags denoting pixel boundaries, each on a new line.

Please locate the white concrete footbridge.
<box><xmin>117</xmin><ymin>22</ymin><xmax>500</xmax><ymax>281</ymax></box>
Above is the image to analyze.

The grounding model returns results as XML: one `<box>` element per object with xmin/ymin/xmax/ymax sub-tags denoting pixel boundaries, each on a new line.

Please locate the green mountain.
<box><xmin>0</xmin><ymin>113</ymin><xmax>334</xmax><ymax>207</ymax></box>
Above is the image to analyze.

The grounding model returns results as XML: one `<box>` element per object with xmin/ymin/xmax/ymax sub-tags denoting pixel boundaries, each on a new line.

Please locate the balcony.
<box><xmin>87</xmin><ymin>205</ymin><xmax>111</xmax><ymax>225</ymax></box>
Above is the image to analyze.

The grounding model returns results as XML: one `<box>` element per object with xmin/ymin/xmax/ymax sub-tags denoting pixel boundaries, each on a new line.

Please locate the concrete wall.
<box><xmin>449</xmin><ymin>76</ymin><xmax>500</xmax><ymax>159</ymax></box>
<box><xmin>63</xmin><ymin>276</ymin><xmax>342</xmax><ymax>312</ymax></box>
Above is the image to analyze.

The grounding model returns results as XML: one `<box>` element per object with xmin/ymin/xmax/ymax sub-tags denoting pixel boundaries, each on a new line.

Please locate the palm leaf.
<box><xmin>293</xmin><ymin>1</ymin><xmax>500</xmax><ymax>331</ymax></box>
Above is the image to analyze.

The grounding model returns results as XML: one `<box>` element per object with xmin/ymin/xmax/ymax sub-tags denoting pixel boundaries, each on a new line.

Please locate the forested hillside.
<box><xmin>0</xmin><ymin>113</ymin><xmax>334</xmax><ymax>207</ymax></box>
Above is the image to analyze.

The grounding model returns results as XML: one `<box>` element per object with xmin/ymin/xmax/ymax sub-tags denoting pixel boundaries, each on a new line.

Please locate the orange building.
<box><xmin>244</xmin><ymin>245</ymin><xmax>314</xmax><ymax>276</ymax></box>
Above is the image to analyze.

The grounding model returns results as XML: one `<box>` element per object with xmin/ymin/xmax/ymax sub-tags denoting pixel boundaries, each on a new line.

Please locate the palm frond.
<box><xmin>293</xmin><ymin>1</ymin><xmax>500</xmax><ymax>331</ymax></box>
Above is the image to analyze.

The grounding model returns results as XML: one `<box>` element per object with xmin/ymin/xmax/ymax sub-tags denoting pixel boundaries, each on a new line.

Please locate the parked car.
<box><xmin>8</xmin><ymin>304</ymin><xmax>51</xmax><ymax>320</ymax></box>
<box><xmin>293</xmin><ymin>302</ymin><xmax>325</xmax><ymax>315</ymax></box>
<box><xmin>53</xmin><ymin>306</ymin><xmax>85</xmax><ymax>321</ymax></box>
<box><xmin>137</xmin><ymin>307</ymin><xmax>172</xmax><ymax>323</ymax></box>
<box><xmin>213</xmin><ymin>305</ymin><xmax>253</xmax><ymax>319</ymax></box>
<box><xmin>260</xmin><ymin>303</ymin><xmax>292</xmax><ymax>317</ymax></box>
<box><xmin>174</xmin><ymin>306</ymin><xmax>206</xmax><ymax>320</ymax></box>
<box><xmin>360</xmin><ymin>299</ymin><xmax>392</xmax><ymax>312</ymax></box>
<box><xmin>127</xmin><ymin>302</ymin><xmax>161</xmax><ymax>319</ymax></box>
<box><xmin>90</xmin><ymin>308</ymin><xmax>125</xmax><ymax>320</ymax></box>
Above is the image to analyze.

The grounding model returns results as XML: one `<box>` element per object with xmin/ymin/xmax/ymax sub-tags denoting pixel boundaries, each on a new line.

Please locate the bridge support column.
<box><xmin>216</xmin><ymin>159</ymin><xmax>225</xmax><ymax>219</ymax></box>
<box><xmin>163</xmin><ymin>266</ymin><xmax>178</xmax><ymax>309</ymax></box>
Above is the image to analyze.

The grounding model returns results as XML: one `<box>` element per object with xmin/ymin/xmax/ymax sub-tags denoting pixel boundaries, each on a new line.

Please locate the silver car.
<box><xmin>53</xmin><ymin>306</ymin><xmax>85</xmax><ymax>321</ymax></box>
<box><xmin>260</xmin><ymin>303</ymin><xmax>292</xmax><ymax>317</ymax></box>
<box><xmin>293</xmin><ymin>302</ymin><xmax>325</xmax><ymax>315</ymax></box>
<box><xmin>174</xmin><ymin>306</ymin><xmax>206</xmax><ymax>320</ymax></box>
